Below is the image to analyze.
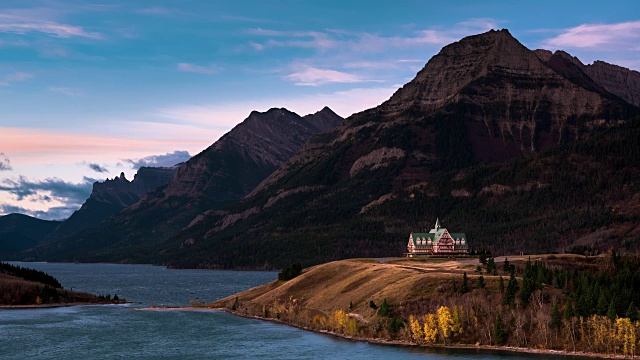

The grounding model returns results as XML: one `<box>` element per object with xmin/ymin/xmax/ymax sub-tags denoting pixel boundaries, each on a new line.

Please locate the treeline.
<box><xmin>0</xmin><ymin>262</ymin><xmax>62</xmax><ymax>288</ymax></box>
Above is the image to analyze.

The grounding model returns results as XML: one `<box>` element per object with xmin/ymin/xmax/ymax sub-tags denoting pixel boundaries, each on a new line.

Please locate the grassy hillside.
<box><xmin>211</xmin><ymin>255</ymin><xmax>640</xmax><ymax>357</ymax></box>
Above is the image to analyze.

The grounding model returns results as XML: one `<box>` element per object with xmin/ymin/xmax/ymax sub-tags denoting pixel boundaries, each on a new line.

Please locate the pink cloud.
<box><xmin>542</xmin><ymin>21</ymin><xmax>640</xmax><ymax>50</ymax></box>
<box><xmin>285</xmin><ymin>65</ymin><xmax>377</xmax><ymax>86</ymax></box>
<box><xmin>0</xmin><ymin>127</ymin><xmax>211</xmax><ymax>165</ymax></box>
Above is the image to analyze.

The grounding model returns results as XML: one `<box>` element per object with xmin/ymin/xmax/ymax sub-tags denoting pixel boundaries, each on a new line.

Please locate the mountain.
<box><xmin>156</xmin><ymin>29</ymin><xmax>640</xmax><ymax>269</ymax></box>
<box><xmin>46</xmin><ymin>166</ymin><xmax>178</xmax><ymax>241</ymax></box>
<box><xmin>40</xmin><ymin>107</ymin><xmax>343</xmax><ymax>260</ymax></box>
<box><xmin>536</xmin><ymin>50</ymin><xmax>640</xmax><ymax>107</ymax></box>
<box><xmin>0</xmin><ymin>214</ymin><xmax>60</xmax><ymax>257</ymax></box>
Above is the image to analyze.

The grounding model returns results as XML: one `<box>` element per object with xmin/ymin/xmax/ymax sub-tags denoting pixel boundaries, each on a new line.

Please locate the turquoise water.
<box><xmin>1</xmin><ymin>262</ymin><xmax>568</xmax><ymax>359</ymax></box>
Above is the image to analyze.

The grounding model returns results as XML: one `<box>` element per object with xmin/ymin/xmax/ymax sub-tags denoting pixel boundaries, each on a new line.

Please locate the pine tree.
<box><xmin>625</xmin><ymin>302</ymin><xmax>638</xmax><ymax>322</ymax></box>
<box><xmin>550</xmin><ymin>304</ymin><xmax>562</xmax><ymax>329</ymax></box>
<box><xmin>460</xmin><ymin>272</ymin><xmax>469</xmax><ymax>294</ymax></box>
<box><xmin>494</xmin><ymin>313</ymin><xmax>507</xmax><ymax>345</ymax></box>
<box><xmin>451</xmin><ymin>278</ymin><xmax>458</xmax><ymax>293</ymax></box>
<box><xmin>477</xmin><ymin>275</ymin><xmax>486</xmax><ymax>289</ymax></box>
<box><xmin>503</xmin><ymin>258</ymin><xmax>510</xmax><ymax>273</ymax></box>
<box><xmin>499</xmin><ymin>276</ymin><xmax>505</xmax><ymax>294</ymax></box>
<box><xmin>607</xmin><ymin>299</ymin><xmax>617</xmax><ymax>321</ymax></box>
<box><xmin>564</xmin><ymin>301</ymin><xmax>575</xmax><ymax>320</ymax></box>
<box><xmin>503</xmin><ymin>271</ymin><xmax>519</xmax><ymax>306</ymax></box>
<box><xmin>596</xmin><ymin>292</ymin><xmax>608</xmax><ymax>316</ymax></box>
<box><xmin>378</xmin><ymin>298</ymin><xmax>390</xmax><ymax>317</ymax></box>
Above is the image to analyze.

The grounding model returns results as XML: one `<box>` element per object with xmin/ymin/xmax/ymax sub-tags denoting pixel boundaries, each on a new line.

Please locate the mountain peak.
<box><xmin>385</xmin><ymin>28</ymin><xmax>544</xmax><ymax>111</ymax></box>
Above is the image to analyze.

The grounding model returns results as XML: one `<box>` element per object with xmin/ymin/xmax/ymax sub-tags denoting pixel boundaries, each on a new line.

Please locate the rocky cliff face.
<box><xmin>158</xmin><ymin>29</ymin><xmax>639</xmax><ymax>269</ymax></box>
<box><xmin>539</xmin><ymin>50</ymin><xmax>640</xmax><ymax>108</ymax></box>
<box><xmin>581</xmin><ymin>61</ymin><xmax>640</xmax><ymax>107</ymax></box>
<box><xmin>46</xmin><ymin>167</ymin><xmax>178</xmax><ymax>241</ymax></box>
<box><xmin>40</xmin><ymin>107</ymin><xmax>342</xmax><ymax>259</ymax></box>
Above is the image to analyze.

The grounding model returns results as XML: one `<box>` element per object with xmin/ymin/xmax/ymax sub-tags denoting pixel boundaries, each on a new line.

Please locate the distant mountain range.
<box><xmin>46</xmin><ymin>167</ymin><xmax>179</xmax><ymax>242</ymax></box>
<box><xmin>4</xmin><ymin>29</ymin><xmax>640</xmax><ymax>268</ymax></box>
<box><xmin>30</xmin><ymin>107</ymin><xmax>342</xmax><ymax>261</ymax></box>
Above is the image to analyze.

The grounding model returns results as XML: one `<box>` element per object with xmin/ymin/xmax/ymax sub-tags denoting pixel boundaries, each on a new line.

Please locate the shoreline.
<box><xmin>140</xmin><ymin>305</ymin><xmax>608</xmax><ymax>358</ymax></box>
<box><xmin>212</xmin><ymin>307</ymin><xmax>614</xmax><ymax>359</ymax></box>
<box><xmin>0</xmin><ymin>302</ymin><xmax>127</xmax><ymax>310</ymax></box>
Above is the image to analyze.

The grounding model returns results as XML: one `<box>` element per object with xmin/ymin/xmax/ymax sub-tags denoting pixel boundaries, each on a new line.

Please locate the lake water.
<box><xmin>0</xmin><ymin>262</ymin><xmax>569</xmax><ymax>359</ymax></box>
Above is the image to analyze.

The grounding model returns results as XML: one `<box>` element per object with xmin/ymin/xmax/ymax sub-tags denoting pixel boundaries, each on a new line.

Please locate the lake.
<box><xmin>0</xmin><ymin>262</ymin><xmax>569</xmax><ymax>359</ymax></box>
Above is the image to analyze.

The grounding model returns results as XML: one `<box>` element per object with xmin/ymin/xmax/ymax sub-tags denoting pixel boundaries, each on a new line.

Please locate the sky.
<box><xmin>0</xmin><ymin>0</ymin><xmax>638</xmax><ymax>220</ymax></box>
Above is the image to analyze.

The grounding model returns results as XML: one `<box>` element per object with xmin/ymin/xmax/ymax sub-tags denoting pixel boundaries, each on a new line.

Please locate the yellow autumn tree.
<box><xmin>423</xmin><ymin>314</ymin><xmax>438</xmax><ymax>343</ymax></box>
<box><xmin>616</xmin><ymin>317</ymin><xmax>636</xmax><ymax>356</ymax></box>
<box><xmin>451</xmin><ymin>306</ymin><xmax>462</xmax><ymax>336</ymax></box>
<box><xmin>436</xmin><ymin>306</ymin><xmax>453</xmax><ymax>344</ymax></box>
<box><xmin>332</xmin><ymin>309</ymin><xmax>349</xmax><ymax>332</ymax></box>
<box><xmin>345</xmin><ymin>317</ymin><xmax>359</xmax><ymax>336</ymax></box>
<box><xmin>409</xmin><ymin>315</ymin><xmax>423</xmax><ymax>342</ymax></box>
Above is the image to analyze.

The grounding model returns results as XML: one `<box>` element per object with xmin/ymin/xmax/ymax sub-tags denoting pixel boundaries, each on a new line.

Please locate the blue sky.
<box><xmin>1</xmin><ymin>0</ymin><xmax>638</xmax><ymax>219</ymax></box>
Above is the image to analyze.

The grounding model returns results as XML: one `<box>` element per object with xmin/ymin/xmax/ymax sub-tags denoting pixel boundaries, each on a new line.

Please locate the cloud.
<box><xmin>0</xmin><ymin>153</ymin><xmax>11</xmax><ymax>171</ymax></box>
<box><xmin>0</xmin><ymin>176</ymin><xmax>95</xmax><ymax>213</ymax></box>
<box><xmin>88</xmin><ymin>163</ymin><xmax>108</xmax><ymax>173</ymax></box>
<box><xmin>0</xmin><ymin>127</ymin><xmax>207</xmax><ymax>165</ymax></box>
<box><xmin>0</xmin><ymin>72</ymin><xmax>34</xmax><ymax>86</ymax></box>
<box><xmin>542</xmin><ymin>21</ymin><xmax>640</xmax><ymax>50</ymax></box>
<box><xmin>247</xmin><ymin>18</ymin><xmax>498</xmax><ymax>53</ymax></box>
<box><xmin>285</xmin><ymin>65</ymin><xmax>377</xmax><ymax>86</ymax></box>
<box><xmin>125</xmin><ymin>150</ymin><xmax>191</xmax><ymax>169</ymax></box>
<box><xmin>0</xmin><ymin>17</ymin><xmax>102</xmax><ymax>39</ymax></box>
<box><xmin>136</xmin><ymin>6</ymin><xmax>182</xmax><ymax>16</ymax></box>
<box><xmin>49</xmin><ymin>87</ymin><xmax>81</xmax><ymax>96</ymax></box>
<box><xmin>177</xmin><ymin>63</ymin><xmax>221</xmax><ymax>75</ymax></box>
<box><xmin>0</xmin><ymin>203</ymin><xmax>77</xmax><ymax>221</ymax></box>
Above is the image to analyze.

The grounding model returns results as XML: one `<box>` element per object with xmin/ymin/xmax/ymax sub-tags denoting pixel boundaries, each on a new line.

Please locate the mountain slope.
<box><xmin>47</xmin><ymin>167</ymin><xmax>178</xmax><ymax>241</ymax></box>
<box><xmin>41</xmin><ymin>107</ymin><xmax>342</xmax><ymax>260</ymax></box>
<box><xmin>159</xmin><ymin>29</ymin><xmax>640</xmax><ymax>269</ymax></box>
<box><xmin>0</xmin><ymin>214</ymin><xmax>60</xmax><ymax>257</ymax></box>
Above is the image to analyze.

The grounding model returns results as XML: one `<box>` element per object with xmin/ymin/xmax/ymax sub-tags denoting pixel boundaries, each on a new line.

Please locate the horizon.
<box><xmin>1</xmin><ymin>0</ymin><xmax>639</xmax><ymax>220</ymax></box>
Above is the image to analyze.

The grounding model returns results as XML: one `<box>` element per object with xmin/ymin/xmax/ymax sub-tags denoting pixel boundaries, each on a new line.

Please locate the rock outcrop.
<box><xmin>46</xmin><ymin>166</ymin><xmax>178</xmax><ymax>241</ymax></box>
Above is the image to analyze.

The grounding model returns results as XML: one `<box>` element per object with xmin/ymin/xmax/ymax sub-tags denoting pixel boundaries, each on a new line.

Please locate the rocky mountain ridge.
<box><xmin>38</xmin><ymin>107</ymin><xmax>343</xmax><ymax>260</ymax></box>
<box><xmin>43</xmin><ymin>166</ymin><xmax>179</xmax><ymax>242</ymax></box>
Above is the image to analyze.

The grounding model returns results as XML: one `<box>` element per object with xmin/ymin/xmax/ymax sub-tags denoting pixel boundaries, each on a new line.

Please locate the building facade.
<box><xmin>406</xmin><ymin>219</ymin><xmax>469</xmax><ymax>256</ymax></box>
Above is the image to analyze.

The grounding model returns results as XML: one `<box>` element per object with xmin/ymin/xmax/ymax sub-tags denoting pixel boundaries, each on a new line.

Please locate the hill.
<box><xmin>211</xmin><ymin>255</ymin><xmax>640</xmax><ymax>357</ymax></box>
<box><xmin>0</xmin><ymin>214</ymin><xmax>60</xmax><ymax>258</ymax></box>
<box><xmin>0</xmin><ymin>262</ymin><xmax>124</xmax><ymax>306</ymax></box>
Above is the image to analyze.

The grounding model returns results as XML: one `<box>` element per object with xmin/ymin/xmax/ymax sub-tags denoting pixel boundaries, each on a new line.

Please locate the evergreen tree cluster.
<box><xmin>0</xmin><ymin>262</ymin><xmax>62</xmax><ymax>288</ymax></box>
<box><xmin>278</xmin><ymin>263</ymin><xmax>302</xmax><ymax>281</ymax></box>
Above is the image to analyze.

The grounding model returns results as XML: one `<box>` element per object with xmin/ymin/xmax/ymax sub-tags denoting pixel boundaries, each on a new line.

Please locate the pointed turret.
<box><xmin>435</xmin><ymin>218</ymin><xmax>440</xmax><ymax>230</ymax></box>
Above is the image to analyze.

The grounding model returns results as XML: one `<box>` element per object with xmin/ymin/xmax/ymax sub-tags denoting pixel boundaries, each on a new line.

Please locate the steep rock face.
<box><xmin>542</xmin><ymin>50</ymin><xmax>640</xmax><ymax>107</ymax></box>
<box><xmin>0</xmin><ymin>214</ymin><xmax>60</xmax><ymax>257</ymax></box>
<box><xmin>161</xmin><ymin>29</ymin><xmax>640</xmax><ymax>269</ymax></box>
<box><xmin>161</xmin><ymin>107</ymin><xmax>341</xmax><ymax>201</ymax></box>
<box><xmin>41</xmin><ymin>107</ymin><xmax>342</xmax><ymax>260</ymax></box>
<box><xmin>47</xmin><ymin>167</ymin><xmax>178</xmax><ymax>241</ymax></box>
<box><xmin>582</xmin><ymin>61</ymin><xmax>640</xmax><ymax>107</ymax></box>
